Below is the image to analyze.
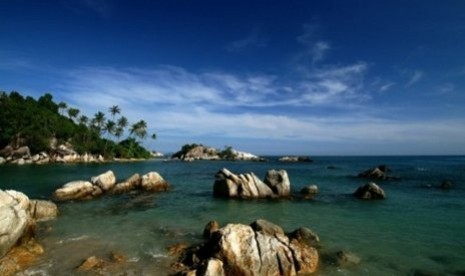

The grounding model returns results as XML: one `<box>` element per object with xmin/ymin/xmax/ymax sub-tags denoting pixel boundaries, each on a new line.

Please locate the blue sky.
<box><xmin>1</xmin><ymin>0</ymin><xmax>465</xmax><ymax>155</ymax></box>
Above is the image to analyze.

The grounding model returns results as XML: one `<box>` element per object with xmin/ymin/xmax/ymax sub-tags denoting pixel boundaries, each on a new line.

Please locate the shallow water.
<box><xmin>1</xmin><ymin>156</ymin><xmax>465</xmax><ymax>275</ymax></box>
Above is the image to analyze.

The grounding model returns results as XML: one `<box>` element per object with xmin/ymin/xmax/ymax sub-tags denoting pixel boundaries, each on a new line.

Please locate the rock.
<box><xmin>300</xmin><ymin>185</ymin><xmax>319</xmax><ymax>199</ymax></box>
<box><xmin>335</xmin><ymin>250</ymin><xmax>361</xmax><ymax>266</ymax></box>
<box><xmin>229</xmin><ymin>149</ymin><xmax>260</xmax><ymax>161</ymax></box>
<box><xmin>112</xmin><ymin>173</ymin><xmax>141</xmax><ymax>194</ymax></box>
<box><xmin>213</xmin><ymin>168</ymin><xmax>275</xmax><ymax>199</ymax></box>
<box><xmin>77</xmin><ymin>256</ymin><xmax>106</xmax><ymax>271</ymax></box>
<box><xmin>0</xmin><ymin>157</ymin><xmax>5</xmax><ymax>164</ymax></box>
<box><xmin>0</xmin><ymin>240</ymin><xmax>44</xmax><ymax>276</ymax></box>
<box><xmin>176</xmin><ymin>221</ymin><xmax>319</xmax><ymax>275</ymax></box>
<box><xmin>203</xmin><ymin>221</ymin><xmax>220</xmax><ymax>239</ymax></box>
<box><xmin>91</xmin><ymin>170</ymin><xmax>117</xmax><ymax>192</ymax></box>
<box><xmin>11</xmin><ymin>146</ymin><xmax>31</xmax><ymax>160</ymax></box>
<box><xmin>28</xmin><ymin>200</ymin><xmax>58</xmax><ymax>221</ymax></box>
<box><xmin>141</xmin><ymin>172</ymin><xmax>170</xmax><ymax>192</ymax></box>
<box><xmin>440</xmin><ymin>180</ymin><xmax>452</xmax><ymax>190</ymax></box>
<box><xmin>0</xmin><ymin>145</ymin><xmax>14</xmax><ymax>158</ymax></box>
<box><xmin>0</xmin><ymin>190</ymin><xmax>32</xmax><ymax>258</ymax></box>
<box><xmin>353</xmin><ymin>182</ymin><xmax>386</xmax><ymax>200</ymax></box>
<box><xmin>357</xmin><ymin>165</ymin><xmax>398</xmax><ymax>180</ymax></box>
<box><xmin>279</xmin><ymin>156</ymin><xmax>313</xmax><ymax>162</ymax></box>
<box><xmin>250</xmin><ymin>219</ymin><xmax>285</xmax><ymax>236</ymax></box>
<box><xmin>167</xmin><ymin>243</ymin><xmax>189</xmax><ymax>256</ymax></box>
<box><xmin>289</xmin><ymin>227</ymin><xmax>320</xmax><ymax>248</ymax></box>
<box><xmin>53</xmin><ymin>181</ymin><xmax>95</xmax><ymax>201</ymax></box>
<box><xmin>264</xmin><ymin>169</ymin><xmax>291</xmax><ymax>197</ymax></box>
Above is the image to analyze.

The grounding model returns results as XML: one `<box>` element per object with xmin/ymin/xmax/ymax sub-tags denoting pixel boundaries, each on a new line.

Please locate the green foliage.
<box><xmin>0</xmin><ymin>91</ymin><xmax>156</xmax><ymax>160</ymax></box>
<box><xmin>172</xmin><ymin>143</ymin><xmax>201</xmax><ymax>158</ymax></box>
<box><xmin>218</xmin><ymin>146</ymin><xmax>235</xmax><ymax>160</ymax></box>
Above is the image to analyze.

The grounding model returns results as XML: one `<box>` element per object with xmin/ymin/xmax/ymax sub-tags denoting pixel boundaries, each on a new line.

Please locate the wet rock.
<box><xmin>141</xmin><ymin>172</ymin><xmax>170</xmax><ymax>192</ymax></box>
<box><xmin>353</xmin><ymin>182</ymin><xmax>386</xmax><ymax>200</ymax></box>
<box><xmin>203</xmin><ymin>221</ymin><xmax>220</xmax><ymax>239</ymax></box>
<box><xmin>112</xmin><ymin>173</ymin><xmax>141</xmax><ymax>194</ymax></box>
<box><xmin>357</xmin><ymin>165</ymin><xmax>399</xmax><ymax>180</ymax></box>
<box><xmin>289</xmin><ymin>227</ymin><xmax>320</xmax><ymax>248</ymax></box>
<box><xmin>173</xmin><ymin>220</ymin><xmax>319</xmax><ymax>275</ymax></box>
<box><xmin>300</xmin><ymin>184</ymin><xmax>319</xmax><ymax>199</ymax></box>
<box><xmin>167</xmin><ymin>243</ymin><xmax>189</xmax><ymax>256</ymax></box>
<box><xmin>77</xmin><ymin>256</ymin><xmax>106</xmax><ymax>271</ymax></box>
<box><xmin>53</xmin><ymin>181</ymin><xmax>95</xmax><ymax>201</ymax></box>
<box><xmin>0</xmin><ymin>240</ymin><xmax>44</xmax><ymax>276</ymax></box>
<box><xmin>28</xmin><ymin>200</ymin><xmax>58</xmax><ymax>221</ymax></box>
<box><xmin>91</xmin><ymin>170</ymin><xmax>116</xmax><ymax>192</ymax></box>
<box><xmin>335</xmin><ymin>250</ymin><xmax>361</xmax><ymax>266</ymax></box>
<box><xmin>264</xmin><ymin>169</ymin><xmax>291</xmax><ymax>197</ymax></box>
<box><xmin>440</xmin><ymin>180</ymin><xmax>452</xmax><ymax>190</ymax></box>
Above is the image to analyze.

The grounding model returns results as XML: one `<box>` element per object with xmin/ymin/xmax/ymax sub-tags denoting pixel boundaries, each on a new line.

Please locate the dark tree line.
<box><xmin>0</xmin><ymin>91</ymin><xmax>156</xmax><ymax>159</ymax></box>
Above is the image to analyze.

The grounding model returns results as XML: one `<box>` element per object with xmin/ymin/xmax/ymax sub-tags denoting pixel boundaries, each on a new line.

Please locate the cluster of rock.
<box><xmin>172</xmin><ymin>219</ymin><xmax>320</xmax><ymax>275</ymax></box>
<box><xmin>172</xmin><ymin>145</ymin><xmax>263</xmax><ymax>162</ymax></box>
<box><xmin>213</xmin><ymin>168</ymin><xmax>291</xmax><ymax>199</ymax></box>
<box><xmin>279</xmin><ymin>156</ymin><xmax>313</xmax><ymax>162</ymax></box>
<box><xmin>0</xmin><ymin>189</ymin><xmax>58</xmax><ymax>275</ymax></box>
<box><xmin>53</xmin><ymin>170</ymin><xmax>170</xmax><ymax>201</ymax></box>
<box><xmin>357</xmin><ymin>165</ymin><xmax>400</xmax><ymax>180</ymax></box>
<box><xmin>0</xmin><ymin>144</ymin><xmax>104</xmax><ymax>165</ymax></box>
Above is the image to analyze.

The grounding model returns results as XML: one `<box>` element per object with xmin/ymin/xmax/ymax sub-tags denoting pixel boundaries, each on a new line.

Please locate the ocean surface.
<box><xmin>1</xmin><ymin>156</ymin><xmax>465</xmax><ymax>275</ymax></box>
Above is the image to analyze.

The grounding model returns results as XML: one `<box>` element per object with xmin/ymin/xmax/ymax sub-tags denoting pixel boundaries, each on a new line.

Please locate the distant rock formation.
<box><xmin>53</xmin><ymin>170</ymin><xmax>170</xmax><ymax>201</ymax></box>
<box><xmin>0</xmin><ymin>189</ymin><xmax>57</xmax><ymax>274</ymax></box>
<box><xmin>353</xmin><ymin>182</ymin><xmax>386</xmax><ymax>199</ymax></box>
<box><xmin>171</xmin><ymin>144</ymin><xmax>262</xmax><ymax>161</ymax></box>
<box><xmin>279</xmin><ymin>156</ymin><xmax>313</xmax><ymax>162</ymax></box>
<box><xmin>357</xmin><ymin>165</ymin><xmax>400</xmax><ymax>180</ymax></box>
<box><xmin>213</xmin><ymin>168</ymin><xmax>291</xmax><ymax>199</ymax></box>
<box><xmin>171</xmin><ymin>219</ymin><xmax>319</xmax><ymax>275</ymax></box>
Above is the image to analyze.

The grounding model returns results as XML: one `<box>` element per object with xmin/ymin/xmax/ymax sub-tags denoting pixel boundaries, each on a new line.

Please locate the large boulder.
<box><xmin>353</xmin><ymin>182</ymin><xmax>386</xmax><ymax>200</ymax></box>
<box><xmin>141</xmin><ymin>172</ymin><xmax>170</xmax><ymax>192</ymax></box>
<box><xmin>11</xmin><ymin>146</ymin><xmax>31</xmax><ymax>160</ymax></box>
<box><xmin>112</xmin><ymin>173</ymin><xmax>141</xmax><ymax>194</ymax></box>
<box><xmin>0</xmin><ymin>157</ymin><xmax>5</xmax><ymax>164</ymax></box>
<box><xmin>53</xmin><ymin>181</ymin><xmax>99</xmax><ymax>201</ymax></box>
<box><xmin>173</xmin><ymin>219</ymin><xmax>319</xmax><ymax>275</ymax></box>
<box><xmin>357</xmin><ymin>165</ymin><xmax>399</xmax><ymax>180</ymax></box>
<box><xmin>28</xmin><ymin>200</ymin><xmax>58</xmax><ymax>222</ymax></box>
<box><xmin>0</xmin><ymin>190</ymin><xmax>32</xmax><ymax>258</ymax></box>
<box><xmin>213</xmin><ymin>168</ymin><xmax>275</xmax><ymax>199</ymax></box>
<box><xmin>91</xmin><ymin>170</ymin><xmax>117</xmax><ymax>192</ymax></box>
<box><xmin>264</xmin><ymin>169</ymin><xmax>291</xmax><ymax>197</ymax></box>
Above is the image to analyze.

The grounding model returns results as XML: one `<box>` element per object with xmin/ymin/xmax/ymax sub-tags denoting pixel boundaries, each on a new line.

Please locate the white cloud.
<box><xmin>406</xmin><ymin>70</ymin><xmax>423</xmax><ymax>87</ymax></box>
<box><xmin>312</xmin><ymin>41</ymin><xmax>330</xmax><ymax>63</ymax></box>
<box><xmin>226</xmin><ymin>28</ymin><xmax>267</xmax><ymax>52</ymax></box>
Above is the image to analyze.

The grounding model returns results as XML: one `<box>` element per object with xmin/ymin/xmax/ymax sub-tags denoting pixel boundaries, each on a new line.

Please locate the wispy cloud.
<box><xmin>406</xmin><ymin>70</ymin><xmax>423</xmax><ymax>87</ymax></box>
<box><xmin>226</xmin><ymin>28</ymin><xmax>268</xmax><ymax>52</ymax></box>
<box><xmin>297</xmin><ymin>24</ymin><xmax>331</xmax><ymax>64</ymax></box>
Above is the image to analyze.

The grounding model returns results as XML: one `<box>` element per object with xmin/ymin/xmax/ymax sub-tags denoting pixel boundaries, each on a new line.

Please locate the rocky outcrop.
<box><xmin>353</xmin><ymin>182</ymin><xmax>386</xmax><ymax>200</ymax></box>
<box><xmin>279</xmin><ymin>156</ymin><xmax>313</xmax><ymax>162</ymax></box>
<box><xmin>214</xmin><ymin>168</ymin><xmax>287</xmax><ymax>199</ymax></box>
<box><xmin>172</xmin><ymin>144</ymin><xmax>262</xmax><ymax>161</ymax></box>
<box><xmin>264</xmin><ymin>169</ymin><xmax>291</xmax><ymax>197</ymax></box>
<box><xmin>357</xmin><ymin>165</ymin><xmax>399</xmax><ymax>180</ymax></box>
<box><xmin>300</xmin><ymin>185</ymin><xmax>319</xmax><ymax>199</ymax></box>
<box><xmin>53</xmin><ymin>171</ymin><xmax>170</xmax><ymax>201</ymax></box>
<box><xmin>0</xmin><ymin>189</ymin><xmax>57</xmax><ymax>274</ymax></box>
<box><xmin>172</xmin><ymin>219</ymin><xmax>319</xmax><ymax>275</ymax></box>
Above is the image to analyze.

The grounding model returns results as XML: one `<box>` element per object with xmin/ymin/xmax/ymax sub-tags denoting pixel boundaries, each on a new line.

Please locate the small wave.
<box><xmin>56</xmin><ymin>235</ymin><xmax>89</xmax><ymax>244</ymax></box>
<box><xmin>416</xmin><ymin>167</ymin><xmax>428</xmax><ymax>172</ymax></box>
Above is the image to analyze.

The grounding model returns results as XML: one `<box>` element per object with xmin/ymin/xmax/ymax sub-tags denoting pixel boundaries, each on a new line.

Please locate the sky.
<box><xmin>1</xmin><ymin>0</ymin><xmax>465</xmax><ymax>155</ymax></box>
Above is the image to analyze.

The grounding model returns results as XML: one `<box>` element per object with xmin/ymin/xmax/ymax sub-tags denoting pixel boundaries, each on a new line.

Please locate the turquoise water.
<box><xmin>1</xmin><ymin>156</ymin><xmax>465</xmax><ymax>275</ymax></box>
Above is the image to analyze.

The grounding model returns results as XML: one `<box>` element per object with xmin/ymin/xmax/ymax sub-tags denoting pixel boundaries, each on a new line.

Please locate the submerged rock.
<box><xmin>353</xmin><ymin>182</ymin><xmax>386</xmax><ymax>200</ymax></box>
<box><xmin>440</xmin><ymin>180</ymin><xmax>453</xmax><ymax>190</ymax></box>
<box><xmin>300</xmin><ymin>185</ymin><xmax>319</xmax><ymax>199</ymax></box>
<box><xmin>172</xmin><ymin>219</ymin><xmax>319</xmax><ymax>275</ymax></box>
<box><xmin>279</xmin><ymin>156</ymin><xmax>313</xmax><ymax>162</ymax></box>
<box><xmin>213</xmin><ymin>168</ymin><xmax>291</xmax><ymax>199</ymax></box>
<box><xmin>335</xmin><ymin>250</ymin><xmax>361</xmax><ymax>267</ymax></box>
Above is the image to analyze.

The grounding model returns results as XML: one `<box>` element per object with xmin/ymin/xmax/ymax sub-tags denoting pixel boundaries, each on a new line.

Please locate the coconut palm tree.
<box><xmin>109</xmin><ymin>105</ymin><xmax>121</xmax><ymax>120</ymax></box>
<box><xmin>78</xmin><ymin>115</ymin><xmax>89</xmax><ymax>126</ymax></box>
<box><xmin>67</xmin><ymin>108</ymin><xmax>80</xmax><ymax>122</ymax></box>
<box><xmin>93</xmin><ymin>111</ymin><xmax>106</xmax><ymax>135</ymax></box>
<box><xmin>58</xmin><ymin>102</ymin><xmax>67</xmax><ymax>115</ymax></box>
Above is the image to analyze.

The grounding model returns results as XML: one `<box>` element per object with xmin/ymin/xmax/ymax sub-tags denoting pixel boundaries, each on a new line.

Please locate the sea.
<box><xmin>1</xmin><ymin>156</ymin><xmax>464</xmax><ymax>275</ymax></box>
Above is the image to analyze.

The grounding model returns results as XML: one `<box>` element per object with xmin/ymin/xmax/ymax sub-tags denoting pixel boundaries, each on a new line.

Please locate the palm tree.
<box><xmin>109</xmin><ymin>105</ymin><xmax>121</xmax><ymax>120</ymax></box>
<box><xmin>114</xmin><ymin>127</ymin><xmax>124</xmax><ymax>141</ymax></box>
<box><xmin>130</xmin><ymin>120</ymin><xmax>147</xmax><ymax>141</ymax></box>
<box><xmin>67</xmin><ymin>108</ymin><xmax>80</xmax><ymax>122</ymax></box>
<box><xmin>78</xmin><ymin>115</ymin><xmax>89</xmax><ymax>126</ymax></box>
<box><xmin>58</xmin><ymin>102</ymin><xmax>67</xmax><ymax>115</ymax></box>
<box><xmin>117</xmin><ymin>116</ymin><xmax>128</xmax><ymax>136</ymax></box>
<box><xmin>93</xmin><ymin>111</ymin><xmax>106</xmax><ymax>135</ymax></box>
<box><xmin>104</xmin><ymin>120</ymin><xmax>116</xmax><ymax>138</ymax></box>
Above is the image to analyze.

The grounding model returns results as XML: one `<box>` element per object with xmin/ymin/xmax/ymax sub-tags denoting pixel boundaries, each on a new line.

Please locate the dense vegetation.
<box><xmin>0</xmin><ymin>91</ymin><xmax>156</xmax><ymax>159</ymax></box>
